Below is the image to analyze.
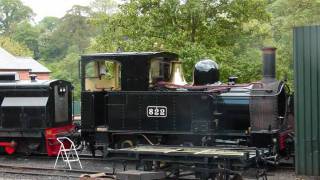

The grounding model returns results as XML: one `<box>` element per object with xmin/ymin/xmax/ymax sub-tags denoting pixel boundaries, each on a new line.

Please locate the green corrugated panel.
<box><xmin>294</xmin><ymin>25</ymin><xmax>320</xmax><ymax>176</ymax></box>
<box><xmin>72</xmin><ymin>101</ymin><xmax>81</xmax><ymax>116</ymax></box>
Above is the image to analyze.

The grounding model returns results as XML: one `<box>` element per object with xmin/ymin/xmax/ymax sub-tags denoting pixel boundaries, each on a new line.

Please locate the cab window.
<box><xmin>85</xmin><ymin>60</ymin><xmax>121</xmax><ymax>91</ymax></box>
<box><xmin>149</xmin><ymin>59</ymin><xmax>171</xmax><ymax>85</ymax></box>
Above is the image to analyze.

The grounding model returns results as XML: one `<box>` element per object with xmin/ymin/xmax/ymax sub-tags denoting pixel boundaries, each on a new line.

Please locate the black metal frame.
<box><xmin>107</xmin><ymin>145</ymin><xmax>269</xmax><ymax>179</ymax></box>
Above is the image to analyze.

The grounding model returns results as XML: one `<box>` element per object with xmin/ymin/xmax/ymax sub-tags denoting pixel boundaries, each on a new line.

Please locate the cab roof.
<box><xmin>80</xmin><ymin>52</ymin><xmax>179</xmax><ymax>61</ymax></box>
<box><xmin>0</xmin><ymin>79</ymin><xmax>70</xmax><ymax>87</ymax></box>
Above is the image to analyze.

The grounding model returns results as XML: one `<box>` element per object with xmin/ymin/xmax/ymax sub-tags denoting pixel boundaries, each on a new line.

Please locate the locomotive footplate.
<box><xmin>107</xmin><ymin>145</ymin><xmax>269</xmax><ymax>179</ymax></box>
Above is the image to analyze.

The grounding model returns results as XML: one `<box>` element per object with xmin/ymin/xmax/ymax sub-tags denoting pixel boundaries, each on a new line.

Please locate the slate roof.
<box><xmin>0</xmin><ymin>48</ymin><xmax>25</xmax><ymax>70</ymax></box>
<box><xmin>15</xmin><ymin>57</ymin><xmax>51</xmax><ymax>73</ymax></box>
<box><xmin>0</xmin><ymin>48</ymin><xmax>51</xmax><ymax>73</ymax></box>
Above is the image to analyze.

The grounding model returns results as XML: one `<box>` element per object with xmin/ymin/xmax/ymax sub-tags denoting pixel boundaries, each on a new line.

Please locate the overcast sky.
<box><xmin>21</xmin><ymin>0</ymin><xmax>94</xmax><ymax>22</ymax></box>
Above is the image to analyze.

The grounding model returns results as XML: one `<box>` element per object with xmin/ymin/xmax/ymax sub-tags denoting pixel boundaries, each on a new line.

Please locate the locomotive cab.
<box><xmin>81</xmin><ymin>52</ymin><xmax>178</xmax><ymax>92</ymax></box>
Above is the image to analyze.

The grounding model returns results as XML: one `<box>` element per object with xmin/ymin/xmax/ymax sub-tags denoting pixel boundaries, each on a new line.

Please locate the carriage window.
<box><xmin>149</xmin><ymin>59</ymin><xmax>171</xmax><ymax>84</ymax></box>
<box><xmin>85</xmin><ymin>60</ymin><xmax>121</xmax><ymax>91</ymax></box>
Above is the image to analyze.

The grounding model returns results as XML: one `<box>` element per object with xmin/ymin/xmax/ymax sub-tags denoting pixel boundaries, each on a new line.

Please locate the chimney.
<box><xmin>262</xmin><ymin>47</ymin><xmax>276</xmax><ymax>82</ymax></box>
<box><xmin>29</xmin><ymin>74</ymin><xmax>37</xmax><ymax>82</ymax></box>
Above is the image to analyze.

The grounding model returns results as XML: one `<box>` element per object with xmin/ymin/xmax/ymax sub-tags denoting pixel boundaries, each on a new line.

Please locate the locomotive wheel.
<box><xmin>213</xmin><ymin>173</ymin><xmax>243</xmax><ymax>180</ymax></box>
<box><xmin>120</xmin><ymin>140</ymin><xmax>134</xmax><ymax>148</ymax></box>
<box><xmin>231</xmin><ymin>174</ymin><xmax>243</xmax><ymax>180</ymax></box>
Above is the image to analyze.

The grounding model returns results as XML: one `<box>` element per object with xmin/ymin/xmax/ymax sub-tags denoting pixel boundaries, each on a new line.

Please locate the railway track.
<box><xmin>0</xmin><ymin>153</ymin><xmax>295</xmax><ymax>180</ymax></box>
<box><xmin>5</xmin><ymin>152</ymin><xmax>105</xmax><ymax>161</ymax></box>
<box><xmin>0</xmin><ymin>163</ymin><xmax>115</xmax><ymax>179</ymax></box>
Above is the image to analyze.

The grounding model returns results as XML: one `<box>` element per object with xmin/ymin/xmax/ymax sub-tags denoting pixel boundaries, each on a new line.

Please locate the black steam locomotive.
<box><xmin>80</xmin><ymin>48</ymin><xmax>293</xmax><ymax>178</ymax></box>
<box><xmin>0</xmin><ymin>77</ymin><xmax>74</xmax><ymax>156</ymax></box>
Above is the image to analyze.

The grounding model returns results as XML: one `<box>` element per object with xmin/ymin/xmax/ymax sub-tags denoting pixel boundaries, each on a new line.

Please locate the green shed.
<box><xmin>294</xmin><ymin>25</ymin><xmax>320</xmax><ymax>176</ymax></box>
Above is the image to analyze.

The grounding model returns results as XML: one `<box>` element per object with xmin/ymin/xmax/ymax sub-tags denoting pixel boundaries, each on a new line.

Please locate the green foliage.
<box><xmin>12</xmin><ymin>21</ymin><xmax>40</xmax><ymax>59</ymax></box>
<box><xmin>0</xmin><ymin>36</ymin><xmax>32</xmax><ymax>56</ymax></box>
<box><xmin>43</xmin><ymin>50</ymin><xmax>81</xmax><ymax>99</ymax></box>
<box><xmin>266</xmin><ymin>0</ymin><xmax>320</xmax><ymax>89</ymax></box>
<box><xmin>93</xmin><ymin>0</ymin><xmax>270</xmax><ymax>83</ymax></box>
<box><xmin>39</xmin><ymin>5</ymin><xmax>96</xmax><ymax>61</ymax></box>
<box><xmin>2</xmin><ymin>0</ymin><xmax>320</xmax><ymax>95</ymax></box>
<box><xmin>37</xmin><ymin>17</ymin><xmax>60</xmax><ymax>33</ymax></box>
<box><xmin>62</xmin><ymin>5</ymin><xmax>96</xmax><ymax>53</ymax></box>
<box><xmin>90</xmin><ymin>0</ymin><xmax>117</xmax><ymax>14</ymax></box>
<box><xmin>0</xmin><ymin>0</ymin><xmax>33</xmax><ymax>34</ymax></box>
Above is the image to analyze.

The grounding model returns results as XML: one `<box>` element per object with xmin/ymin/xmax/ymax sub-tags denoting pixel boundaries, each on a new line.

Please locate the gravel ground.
<box><xmin>0</xmin><ymin>155</ymin><xmax>300</xmax><ymax>180</ymax></box>
<box><xmin>260</xmin><ymin>169</ymin><xmax>296</xmax><ymax>180</ymax></box>
<box><xmin>0</xmin><ymin>174</ymin><xmax>75</xmax><ymax>180</ymax></box>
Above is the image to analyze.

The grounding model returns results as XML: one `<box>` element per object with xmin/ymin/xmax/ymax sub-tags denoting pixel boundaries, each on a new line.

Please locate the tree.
<box><xmin>62</xmin><ymin>5</ymin><xmax>96</xmax><ymax>52</ymax></box>
<box><xmin>0</xmin><ymin>0</ymin><xmax>33</xmax><ymax>34</ymax></box>
<box><xmin>266</xmin><ymin>0</ymin><xmax>320</xmax><ymax>88</ymax></box>
<box><xmin>37</xmin><ymin>17</ymin><xmax>60</xmax><ymax>33</ymax></box>
<box><xmin>39</xmin><ymin>5</ymin><xmax>96</xmax><ymax>61</ymax></box>
<box><xmin>12</xmin><ymin>21</ymin><xmax>40</xmax><ymax>59</ymax></box>
<box><xmin>0</xmin><ymin>36</ymin><xmax>32</xmax><ymax>56</ymax></box>
<box><xmin>93</xmin><ymin>0</ymin><xmax>270</xmax><ymax>82</ymax></box>
<box><xmin>37</xmin><ymin>17</ymin><xmax>61</xmax><ymax>60</ymax></box>
<box><xmin>90</xmin><ymin>0</ymin><xmax>118</xmax><ymax>14</ymax></box>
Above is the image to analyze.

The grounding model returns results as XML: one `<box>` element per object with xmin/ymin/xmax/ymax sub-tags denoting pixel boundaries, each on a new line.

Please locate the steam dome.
<box><xmin>193</xmin><ymin>59</ymin><xmax>219</xmax><ymax>85</ymax></box>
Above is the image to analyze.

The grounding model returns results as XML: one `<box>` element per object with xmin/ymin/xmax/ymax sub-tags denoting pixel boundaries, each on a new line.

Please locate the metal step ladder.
<box><xmin>54</xmin><ymin>137</ymin><xmax>82</xmax><ymax>170</ymax></box>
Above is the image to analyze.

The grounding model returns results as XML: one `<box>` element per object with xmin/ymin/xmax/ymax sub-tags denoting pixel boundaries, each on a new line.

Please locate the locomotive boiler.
<box><xmin>0</xmin><ymin>77</ymin><xmax>74</xmax><ymax>156</ymax></box>
<box><xmin>80</xmin><ymin>48</ymin><xmax>292</xmax><ymax>178</ymax></box>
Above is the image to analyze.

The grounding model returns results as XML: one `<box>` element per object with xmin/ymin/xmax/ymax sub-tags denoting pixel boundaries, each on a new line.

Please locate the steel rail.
<box><xmin>0</xmin><ymin>163</ymin><xmax>115</xmax><ymax>179</ymax></box>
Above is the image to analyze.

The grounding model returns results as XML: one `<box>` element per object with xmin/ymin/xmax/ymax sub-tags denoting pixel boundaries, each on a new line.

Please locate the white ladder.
<box><xmin>54</xmin><ymin>137</ymin><xmax>82</xmax><ymax>170</ymax></box>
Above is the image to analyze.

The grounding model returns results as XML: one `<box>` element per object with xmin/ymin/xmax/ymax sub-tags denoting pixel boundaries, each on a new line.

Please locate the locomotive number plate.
<box><xmin>147</xmin><ymin>106</ymin><xmax>167</xmax><ymax>118</ymax></box>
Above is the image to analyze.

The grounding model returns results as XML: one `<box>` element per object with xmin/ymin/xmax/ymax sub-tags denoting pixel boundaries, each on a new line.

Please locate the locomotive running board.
<box><xmin>107</xmin><ymin>145</ymin><xmax>269</xmax><ymax>168</ymax></box>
